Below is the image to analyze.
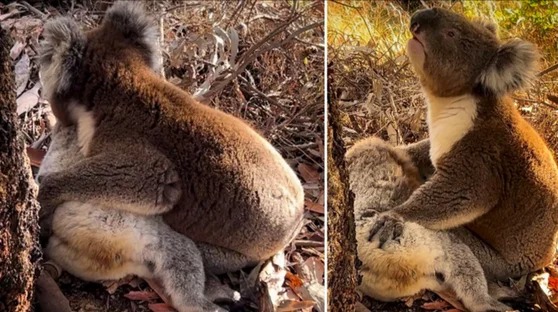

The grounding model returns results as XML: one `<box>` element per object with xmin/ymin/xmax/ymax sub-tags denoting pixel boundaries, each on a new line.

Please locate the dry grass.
<box><xmin>2</xmin><ymin>0</ymin><xmax>324</xmax><ymax>311</ymax></box>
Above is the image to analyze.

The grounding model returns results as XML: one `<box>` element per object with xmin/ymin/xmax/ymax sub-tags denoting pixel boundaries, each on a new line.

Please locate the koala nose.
<box><xmin>410</xmin><ymin>8</ymin><xmax>438</xmax><ymax>33</ymax></box>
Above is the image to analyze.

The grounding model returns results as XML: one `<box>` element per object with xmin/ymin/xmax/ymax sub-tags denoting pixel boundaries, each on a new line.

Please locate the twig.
<box><xmin>513</xmin><ymin>96</ymin><xmax>558</xmax><ymax>110</ymax></box>
<box><xmin>18</xmin><ymin>1</ymin><xmax>47</xmax><ymax>20</ymax></box>
<box><xmin>538</xmin><ymin>63</ymin><xmax>558</xmax><ymax>77</ymax></box>
<box><xmin>196</xmin><ymin>17</ymin><xmax>322</xmax><ymax>101</ymax></box>
<box><xmin>547</xmin><ymin>94</ymin><xmax>558</xmax><ymax>105</ymax></box>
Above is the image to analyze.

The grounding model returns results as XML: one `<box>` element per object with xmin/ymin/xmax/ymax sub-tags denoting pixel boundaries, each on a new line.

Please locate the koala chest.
<box><xmin>426</xmin><ymin>94</ymin><xmax>478</xmax><ymax>166</ymax></box>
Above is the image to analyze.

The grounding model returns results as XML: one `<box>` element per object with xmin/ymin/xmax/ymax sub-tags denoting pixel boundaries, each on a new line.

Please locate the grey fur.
<box><xmin>347</xmin><ymin>138</ymin><xmax>511</xmax><ymax>312</ymax></box>
<box><xmin>103</xmin><ymin>1</ymin><xmax>162</xmax><ymax>72</ymax></box>
<box><xmin>39</xmin><ymin>17</ymin><xmax>85</xmax><ymax>101</ymax></box>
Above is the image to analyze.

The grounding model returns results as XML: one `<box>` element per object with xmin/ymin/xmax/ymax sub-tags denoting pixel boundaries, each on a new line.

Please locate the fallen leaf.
<box><xmin>298</xmin><ymin>163</ymin><xmax>320</xmax><ymax>183</ymax></box>
<box><xmin>304</xmin><ymin>199</ymin><xmax>324</xmax><ymax>214</ymax></box>
<box><xmin>15</xmin><ymin>53</ymin><xmax>30</xmax><ymax>96</ymax></box>
<box><xmin>285</xmin><ymin>271</ymin><xmax>304</xmax><ymax>288</ymax></box>
<box><xmin>421</xmin><ymin>300</ymin><xmax>451</xmax><ymax>310</ymax></box>
<box><xmin>17</xmin><ymin>82</ymin><xmax>41</xmax><ymax>115</ymax></box>
<box><xmin>26</xmin><ymin>147</ymin><xmax>45</xmax><ymax>168</ymax></box>
<box><xmin>259</xmin><ymin>253</ymin><xmax>287</xmax><ymax>308</ymax></box>
<box><xmin>301</xmin><ymin>257</ymin><xmax>324</xmax><ymax>285</ymax></box>
<box><xmin>124</xmin><ymin>291</ymin><xmax>160</xmax><ymax>301</ymax></box>
<box><xmin>550</xmin><ymin>276</ymin><xmax>558</xmax><ymax>291</ymax></box>
<box><xmin>147</xmin><ymin>303</ymin><xmax>176</xmax><ymax>312</ymax></box>
<box><xmin>10</xmin><ymin>40</ymin><xmax>26</xmax><ymax>60</ymax></box>
<box><xmin>276</xmin><ymin>299</ymin><xmax>316</xmax><ymax>311</ymax></box>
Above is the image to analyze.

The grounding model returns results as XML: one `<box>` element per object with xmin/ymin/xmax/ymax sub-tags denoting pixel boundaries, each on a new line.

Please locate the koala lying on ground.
<box><xmin>351</xmin><ymin>7</ymin><xmax>558</xmax><ymax>312</ymax></box>
<box><xmin>347</xmin><ymin>138</ymin><xmax>511</xmax><ymax>312</ymax></box>
<box><xmin>36</xmin><ymin>1</ymin><xmax>304</xmax><ymax>311</ymax></box>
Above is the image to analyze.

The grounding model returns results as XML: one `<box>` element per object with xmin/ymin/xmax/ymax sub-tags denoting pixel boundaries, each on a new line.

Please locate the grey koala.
<box><xmin>346</xmin><ymin>137</ymin><xmax>512</xmax><ymax>312</ymax></box>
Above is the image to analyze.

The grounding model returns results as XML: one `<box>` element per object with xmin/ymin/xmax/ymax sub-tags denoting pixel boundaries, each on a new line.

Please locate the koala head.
<box><xmin>406</xmin><ymin>8</ymin><xmax>539</xmax><ymax>97</ymax></box>
<box><xmin>39</xmin><ymin>1</ymin><xmax>161</xmax><ymax>125</ymax></box>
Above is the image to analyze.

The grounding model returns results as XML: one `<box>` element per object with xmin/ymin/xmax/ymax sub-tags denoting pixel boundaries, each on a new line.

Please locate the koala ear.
<box><xmin>39</xmin><ymin>17</ymin><xmax>85</xmax><ymax>100</ymax></box>
<box><xmin>474</xmin><ymin>18</ymin><xmax>498</xmax><ymax>35</ymax></box>
<box><xmin>103</xmin><ymin>1</ymin><xmax>161</xmax><ymax>72</ymax></box>
<box><xmin>478</xmin><ymin>39</ymin><xmax>539</xmax><ymax>95</ymax></box>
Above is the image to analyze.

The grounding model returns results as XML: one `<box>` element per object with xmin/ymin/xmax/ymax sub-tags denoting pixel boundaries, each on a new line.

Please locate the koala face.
<box><xmin>407</xmin><ymin>8</ymin><xmax>498</xmax><ymax>96</ymax></box>
<box><xmin>406</xmin><ymin>8</ymin><xmax>538</xmax><ymax>97</ymax></box>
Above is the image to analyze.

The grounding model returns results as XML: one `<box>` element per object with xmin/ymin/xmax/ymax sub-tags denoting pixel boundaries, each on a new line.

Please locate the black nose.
<box><xmin>410</xmin><ymin>8</ymin><xmax>438</xmax><ymax>32</ymax></box>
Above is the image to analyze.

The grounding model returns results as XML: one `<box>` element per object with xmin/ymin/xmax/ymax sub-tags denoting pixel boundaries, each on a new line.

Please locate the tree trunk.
<box><xmin>326</xmin><ymin>62</ymin><xmax>359</xmax><ymax>311</ymax></box>
<box><xmin>0</xmin><ymin>26</ymin><xmax>41</xmax><ymax>312</ymax></box>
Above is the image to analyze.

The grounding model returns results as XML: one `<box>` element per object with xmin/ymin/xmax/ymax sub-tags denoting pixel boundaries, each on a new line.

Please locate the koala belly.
<box><xmin>46</xmin><ymin>201</ymin><xmax>157</xmax><ymax>281</ymax></box>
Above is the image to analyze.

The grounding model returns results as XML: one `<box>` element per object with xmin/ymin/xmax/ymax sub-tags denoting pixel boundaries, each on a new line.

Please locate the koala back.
<box><xmin>346</xmin><ymin>137</ymin><xmax>422</xmax><ymax>219</ymax></box>
<box><xmin>39</xmin><ymin>2</ymin><xmax>305</xmax><ymax>261</ymax></box>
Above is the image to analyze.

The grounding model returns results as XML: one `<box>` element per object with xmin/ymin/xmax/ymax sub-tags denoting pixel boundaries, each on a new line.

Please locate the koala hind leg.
<box><xmin>197</xmin><ymin>242</ymin><xmax>260</xmax><ymax>275</ymax></box>
<box><xmin>438</xmin><ymin>233</ymin><xmax>511</xmax><ymax>312</ymax></box>
<box><xmin>450</xmin><ymin>227</ymin><xmax>533</xmax><ymax>281</ymax></box>
<box><xmin>47</xmin><ymin>201</ymin><xmax>224</xmax><ymax>312</ymax></box>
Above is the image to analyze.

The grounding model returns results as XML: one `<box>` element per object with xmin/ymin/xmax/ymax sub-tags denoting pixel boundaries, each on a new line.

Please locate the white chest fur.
<box><xmin>69</xmin><ymin>103</ymin><xmax>96</xmax><ymax>156</ymax></box>
<box><xmin>426</xmin><ymin>93</ymin><xmax>478</xmax><ymax>166</ymax></box>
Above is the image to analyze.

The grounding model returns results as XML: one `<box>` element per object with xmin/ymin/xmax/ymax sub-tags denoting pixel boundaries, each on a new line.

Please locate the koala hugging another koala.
<box><xmin>348</xmin><ymin>8</ymin><xmax>558</xmax><ymax>312</ymax></box>
<box><xmin>36</xmin><ymin>1</ymin><xmax>304</xmax><ymax>311</ymax></box>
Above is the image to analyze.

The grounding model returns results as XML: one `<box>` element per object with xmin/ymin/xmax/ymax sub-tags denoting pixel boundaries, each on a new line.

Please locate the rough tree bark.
<box><xmin>0</xmin><ymin>26</ymin><xmax>41</xmax><ymax>311</ymax></box>
<box><xmin>326</xmin><ymin>62</ymin><xmax>359</xmax><ymax>311</ymax></box>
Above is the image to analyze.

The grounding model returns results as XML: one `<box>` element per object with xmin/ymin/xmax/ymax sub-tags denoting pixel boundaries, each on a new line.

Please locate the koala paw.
<box><xmin>368</xmin><ymin>212</ymin><xmax>404</xmax><ymax>248</ymax></box>
<box><xmin>155</xmin><ymin>168</ymin><xmax>182</xmax><ymax>211</ymax></box>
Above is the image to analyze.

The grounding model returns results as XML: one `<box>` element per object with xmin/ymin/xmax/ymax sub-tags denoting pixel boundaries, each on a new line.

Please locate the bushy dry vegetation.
<box><xmin>1</xmin><ymin>0</ymin><xmax>324</xmax><ymax>311</ymax></box>
<box><xmin>329</xmin><ymin>0</ymin><xmax>558</xmax><ymax>311</ymax></box>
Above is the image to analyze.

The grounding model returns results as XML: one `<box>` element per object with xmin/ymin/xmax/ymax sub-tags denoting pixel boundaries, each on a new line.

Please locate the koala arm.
<box><xmin>38</xmin><ymin>142</ymin><xmax>181</xmax><ymax>216</ymax></box>
<box><xmin>398</xmin><ymin>139</ymin><xmax>435</xmax><ymax>179</ymax></box>
<box><xmin>387</xmin><ymin>158</ymin><xmax>500</xmax><ymax>230</ymax></box>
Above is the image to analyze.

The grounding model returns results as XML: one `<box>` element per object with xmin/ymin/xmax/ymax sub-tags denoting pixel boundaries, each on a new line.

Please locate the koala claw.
<box><xmin>156</xmin><ymin>168</ymin><xmax>182</xmax><ymax>210</ymax></box>
<box><xmin>368</xmin><ymin>212</ymin><xmax>404</xmax><ymax>248</ymax></box>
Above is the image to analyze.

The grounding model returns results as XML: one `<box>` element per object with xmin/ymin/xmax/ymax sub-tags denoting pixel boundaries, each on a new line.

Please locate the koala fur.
<box><xmin>347</xmin><ymin>138</ymin><xmax>510</xmax><ymax>312</ymax></box>
<box><xmin>371</xmin><ymin>7</ymin><xmax>558</xmax><ymax>281</ymax></box>
<box><xmin>37</xmin><ymin>0</ymin><xmax>304</xmax><ymax>274</ymax></box>
<box><xmin>39</xmin><ymin>125</ymin><xmax>239</xmax><ymax>312</ymax></box>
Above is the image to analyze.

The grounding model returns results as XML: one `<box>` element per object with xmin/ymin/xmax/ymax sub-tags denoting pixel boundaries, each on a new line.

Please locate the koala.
<box><xmin>370</xmin><ymin>7</ymin><xmax>558</xmax><ymax>283</ymax></box>
<box><xmin>37</xmin><ymin>0</ymin><xmax>304</xmax><ymax>275</ymax></box>
<box><xmin>39</xmin><ymin>124</ymin><xmax>238</xmax><ymax>312</ymax></box>
<box><xmin>347</xmin><ymin>138</ymin><xmax>511</xmax><ymax>312</ymax></box>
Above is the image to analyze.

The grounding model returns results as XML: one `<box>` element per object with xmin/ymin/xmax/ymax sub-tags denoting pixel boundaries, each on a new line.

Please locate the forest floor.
<box><xmin>1</xmin><ymin>0</ymin><xmax>324</xmax><ymax>311</ymax></box>
<box><xmin>328</xmin><ymin>0</ymin><xmax>558</xmax><ymax>311</ymax></box>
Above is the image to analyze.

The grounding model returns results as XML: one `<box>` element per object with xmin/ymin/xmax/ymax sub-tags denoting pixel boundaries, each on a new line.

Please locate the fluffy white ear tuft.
<box><xmin>473</xmin><ymin>18</ymin><xmax>498</xmax><ymax>35</ymax></box>
<box><xmin>478</xmin><ymin>39</ymin><xmax>539</xmax><ymax>96</ymax></box>
<box><xmin>103</xmin><ymin>1</ymin><xmax>161</xmax><ymax>72</ymax></box>
<box><xmin>39</xmin><ymin>17</ymin><xmax>85</xmax><ymax>101</ymax></box>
